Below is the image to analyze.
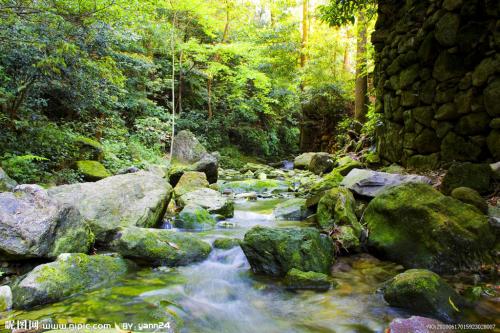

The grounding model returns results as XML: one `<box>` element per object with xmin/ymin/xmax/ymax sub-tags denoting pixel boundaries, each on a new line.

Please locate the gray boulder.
<box><xmin>341</xmin><ymin>168</ymin><xmax>431</xmax><ymax>197</ymax></box>
<box><xmin>177</xmin><ymin>188</ymin><xmax>234</xmax><ymax>218</ymax></box>
<box><xmin>49</xmin><ymin>171</ymin><xmax>172</xmax><ymax>242</ymax></box>
<box><xmin>0</xmin><ymin>185</ymin><xmax>94</xmax><ymax>260</ymax></box>
<box><xmin>0</xmin><ymin>167</ymin><xmax>16</xmax><ymax>192</ymax></box>
<box><xmin>308</xmin><ymin>153</ymin><xmax>335</xmax><ymax>175</ymax></box>
<box><xmin>294</xmin><ymin>152</ymin><xmax>316</xmax><ymax>169</ymax></box>
<box><xmin>192</xmin><ymin>153</ymin><xmax>219</xmax><ymax>184</ymax></box>
<box><xmin>171</xmin><ymin>130</ymin><xmax>207</xmax><ymax>164</ymax></box>
<box><xmin>108</xmin><ymin>227</ymin><xmax>211</xmax><ymax>265</ymax></box>
<box><xmin>13</xmin><ymin>253</ymin><xmax>130</xmax><ymax>308</ymax></box>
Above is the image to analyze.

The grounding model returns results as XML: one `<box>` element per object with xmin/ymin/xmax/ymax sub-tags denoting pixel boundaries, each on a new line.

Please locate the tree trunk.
<box><xmin>343</xmin><ymin>27</ymin><xmax>352</xmax><ymax>73</ymax></box>
<box><xmin>354</xmin><ymin>11</ymin><xmax>368</xmax><ymax>123</ymax></box>
<box><xmin>178</xmin><ymin>49</ymin><xmax>183</xmax><ymax>115</ymax></box>
<box><xmin>207</xmin><ymin>77</ymin><xmax>212</xmax><ymax>119</ymax></box>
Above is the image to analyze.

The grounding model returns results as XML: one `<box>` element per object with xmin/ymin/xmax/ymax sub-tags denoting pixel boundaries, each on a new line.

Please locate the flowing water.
<box><xmin>1</xmin><ymin>197</ymin><xmax>498</xmax><ymax>332</ymax></box>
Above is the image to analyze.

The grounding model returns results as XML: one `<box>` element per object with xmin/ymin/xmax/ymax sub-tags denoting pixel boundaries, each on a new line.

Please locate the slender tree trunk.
<box><xmin>300</xmin><ymin>0</ymin><xmax>308</xmax><ymax>68</ymax></box>
<box><xmin>354</xmin><ymin>11</ymin><xmax>368</xmax><ymax>123</ymax></box>
<box><xmin>169</xmin><ymin>11</ymin><xmax>176</xmax><ymax>157</ymax></box>
<box><xmin>343</xmin><ymin>28</ymin><xmax>352</xmax><ymax>73</ymax></box>
<box><xmin>178</xmin><ymin>49</ymin><xmax>183</xmax><ymax>115</ymax></box>
<box><xmin>207</xmin><ymin>77</ymin><xmax>212</xmax><ymax>119</ymax></box>
<box><xmin>222</xmin><ymin>0</ymin><xmax>230</xmax><ymax>42</ymax></box>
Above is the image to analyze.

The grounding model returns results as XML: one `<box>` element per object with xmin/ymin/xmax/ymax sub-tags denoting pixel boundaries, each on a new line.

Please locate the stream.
<box><xmin>1</xmin><ymin>196</ymin><xmax>498</xmax><ymax>332</ymax></box>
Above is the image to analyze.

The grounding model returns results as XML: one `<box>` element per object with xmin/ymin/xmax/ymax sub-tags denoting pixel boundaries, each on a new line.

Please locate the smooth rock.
<box><xmin>175</xmin><ymin>204</ymin><xmax>217</xmax><ymax>230</ymax></box>
<box><xmin>273</xmin><ymin>198</ymin><xmax>309</xmax><ymax>220</ymax></box>
<box><xmin>108</xmin><ymin>227</ymin><xmax>211</xmax><ymax>265</ymax></box>
<box><xmin>178</xmin><ymin>188</ymin><xmax>234</xmax><ymax>217</ymax></box>
<box><xmin>13</xmin><ymin>253</ymin><xmax>130</xmax><ymax>308</ymax></box>
<box><xmin>341</xmin><ymin>168</ymin><xmax>431</xmax><ymax>197</ymax></box>
<box><xmin>284</xmin><ymin>268</ymin><xmax>332</xmax><ymax>291</ymax></box>
<box><xmin>49</xmin><ymin>171</ymin><xmax>172</xmax><ymax>242</ymax></box>
<box><xmin>173</xmin><ymin>171</ymin><xmax>209</xmax><ymax>197</ymax></box>
<box><xmin>171</xmin><ymin>130</ymin><xmax>207</xmax><ymax>164</ymax></box>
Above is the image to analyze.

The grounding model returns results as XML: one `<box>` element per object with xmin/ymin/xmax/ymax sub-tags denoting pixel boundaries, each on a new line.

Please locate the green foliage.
<box><xmin>1</xmin><ymin>154</ymin><xmax>50</xmax><ymax>184</ymax></box>
<box><xmin>319</xmin><ymin>0</ymin><xmax>377</xmax><ymax>27</ymax></box>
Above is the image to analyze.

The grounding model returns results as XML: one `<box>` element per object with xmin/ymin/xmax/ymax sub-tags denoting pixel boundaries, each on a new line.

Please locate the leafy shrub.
<box><xmin>1</xmin><ymin>154</ymin><xmax>50</xmax><ymax>184</ymax></box>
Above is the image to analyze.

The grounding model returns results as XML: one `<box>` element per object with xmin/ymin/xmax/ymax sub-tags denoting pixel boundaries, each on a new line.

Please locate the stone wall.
<box><xmin>372</xmin><ymin>0</ymin><xmax>499</xmax><ymax>168</ymax></box>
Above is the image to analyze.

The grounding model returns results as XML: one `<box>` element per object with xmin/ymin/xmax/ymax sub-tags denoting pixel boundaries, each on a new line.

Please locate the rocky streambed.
<box><xmin>0</xmin><ymin>136</ymin><xmax>499</xmax><ymax>332</ymax></box>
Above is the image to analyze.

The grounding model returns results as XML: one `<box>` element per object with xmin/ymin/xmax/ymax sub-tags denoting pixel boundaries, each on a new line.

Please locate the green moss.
<box><xmin>335</xmin><ymin>157</ymin><xmax>363</xmax><ymax>176</ymax></box>
<box><xmin>76</xmin><ymin>160</ymin><xmax>111</xmax><ymax>180</ymax></box>
<box><xmin>241</xmin><ymin>226</ymin><xmax>334</xmax><ymax>276</ymax></box>
<box><xmin>284</xmin><ymin>268</ymin><xmax>333</xmax><ymax>291</ymax></box>
<box><xmin>383</xmin><ymin>269</ymin><xmax>464</xmax><ymax>323</ymax></box>
<box><xmin>74</xmin><ymin>136</ymin><xmax>103</xmax><ymax>150</ymax></box>
<box><xmin>213</xmin><ymin>238</ymin><xmax>241</xmax><ymax>249</ymax></box>
<box><xmin>365</xmin><ymin>183</ymin><xmax>495</xmax><ymax>273</ymax></box>
<box><xmin>219</xmin><ymin>179</ymin><xmax>289</xmax><ymax>194</ymax></box>
<box><xmin>109</xmin><ymin>227</ymin><xmax>211</xmax><ymax>265</ymax></box>
<box><xmin>316</xmin><ymin>187</ymin><xmax>360</xmax><ymax>233</ymax></box>
<box><xmin>451</xmin><ymin>187</ymin><xmax>488</xmax><ymax>214</ymax></box>
<box><xmin>175</xmin><ymin>204</ymin><xmax>217</xmax><ymax>230</ymax></box>
<box><xmin>173</xmin><ymin>171</ymin><xmax>209</xmax><ymax>197</ymax></box>
<box><xmin>311</xmin><ymin>170</ymin><xmax>344</xmax><ymax>192</ymax></box>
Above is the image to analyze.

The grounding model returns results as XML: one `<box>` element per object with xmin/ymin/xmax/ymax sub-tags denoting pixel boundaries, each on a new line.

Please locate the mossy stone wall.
<box><xmin>373</xmin><ymin>0</ymin><xmax>499</xmax><ymax>167</ymax></box>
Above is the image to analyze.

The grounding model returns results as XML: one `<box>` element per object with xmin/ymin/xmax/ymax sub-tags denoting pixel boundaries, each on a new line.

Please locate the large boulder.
<box><xmin>177</xmin><ymin>188</ymin><xmax>233</xmax><ymax>217</ymax></box>
<box><xmin>440</xmin><ymin>162</ymin><xmax>492</xmax><ymax>195</ymax></box>
<box><xmin>294</xmin><ymin>152</ymin><xmax>316</xmax><ymax>169</ymax></box>
<box><xmin>175</xmin><ymin>204</ymin><xmax>217</xmax><ymax>230</ymax></box>
<box><xmin>284</xmin><ymin>268</ymin><xmax>332</xmax><ymax>291</ymax></box>
<box><xmin>0</xmin><ymin>167</ymin><xmax>17</xmax><ymax>192</ymax></box>
<box><xmin>341</xmin><ymin>168</ymin><xmax>431</xmax><ymax>197</ymax></box>
<box><xmin>108</xmin><ymin>227</ymin><xmax>211</xmax><ymax>265</ymax></box>
<box><xmin>365</xmin><ymin>183</ymin><xmax>495</xmax><ymax>273</ymax></box>
<box><xmin>49</xmin><ymin>171</ymin><xmax>172</xmax><ymax>242</ymax></box>
<box><xmin>192</xmin><ymin>153</ymin><xmax>219</xmax><ymax>184</ymax></box>
<box><xmin>0</xmin><ymin>185</ymin><xmax>94</xmax><ymax>260</ymax></box>
<box><xmin>219</xmin><ymin>179</ymin><xmax>288</xmax><ymax>195</ymax></box>
<box><xmin>273</xmin><ymin>198</ymin><xmax>309</xmax><ymax>220</ymax></box>
<box><xmin>308</xmin><ymin>153</ymin><xmax>334</xmax><ymax>175</ymax></box>
<box><xmin>173</xmin><ymin>171</ymin><xmax>208</xmax><ymax>197</ymax></box>
<box><xmin>171</xmin><ymin>130</ymin><xmax>207</xmax><ymax>164</ymax></box>
<box><xmin>13</xmin><ymin>253</ymin><xmax>130</xmax><ymax>308</ymax></box>
<box><xmin>241</xmin><ymin>226</ymin><xmax>334</xmax><ymax>276</ymax></box>
<box><xmin>76</xmin><ymin>160</ymin><xmax>111</xmax><ymax>181</ymax></box>
<box><xmin>382</xmin><ymin>269</ymin><xmax>464</xmax><ymax>323</ymax></box>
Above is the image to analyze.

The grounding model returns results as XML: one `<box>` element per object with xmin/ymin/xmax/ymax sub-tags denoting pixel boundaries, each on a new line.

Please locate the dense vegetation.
<box><xmin>0</xmin><ymin>0</ymin><xmax>373</xmax><ymax>184</ymax></box>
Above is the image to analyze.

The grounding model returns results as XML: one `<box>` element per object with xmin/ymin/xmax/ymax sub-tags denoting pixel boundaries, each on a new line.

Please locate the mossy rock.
<box><xmin>365</xmin><ymin>183</ymin><xmax>495</xmax><ymax>273</ymax></box>
<box><xmin>175</xmin><ymin>204</ymin><xmax>216</xmax><ymax>230</ymax></box>
<box><xmin>74</xmin><ymin>136</ymin><xmax>103</xmax><ymax>160</ymax></box>
<box><xmin>441</xmin><ymin>162</ymin><xmax>492</xmax><ymax>195</ymax></box>
<box><xmin>241</xmin><ymin>226</ymin><xmax>334</xmax><ymax>276</ymax></box>
<box><xmin>76</xmin><ymin>160</ymin><xmax>111</xmax><ymax>181</ymax></box>
<box><xmin>317</xmin><ymin>187</ymin><xmax>361</xmax><ymax>234</ymax></box>
<box><xmin>273</xmin><ymin>198</ymin><xmax>309</xmax><ymax>221</ymax></box>
<box><xmin>173</xmin><ymin>171</ymin><xmax>209</xmax><ymax>197</ymax></box>
<box><xmin>177</xmin><ymin>188</ymin><xmax>234</xmax><ymax>218</ymax></box>
<box><xmin>294</xmin><ymin>152</ymin><xmax>316</xmax><ymax>169</ymax></box>
<box><xmin>108</xmin><ymin>226</ymin><xmax>211</xmax><ymax>265</ymax></box>
<box><xmin>383</xmin><ymin>269</ymin><xmax>464</xmax><ymax>323</ymax></box>
<box><xmin>213</xmin><ymin>237</ymin><xmax>241</xmax><ymax>249</ymax></box>
<box><xmin>451</xmin><ymin>187</ymin><xmax>488</xmax><ymax>214</ymax></box>
<box><xmin>335</xmin><ymin>156</ymin><xmax>364</xmax><ymax>176</ymax></box>
<box><xmin>284</xmin><ymin>268</ymin><xmax>333</xmax><ymax>291</ymax></box>
<box><xmin>310</xmin><ymin>170</ymin><xmax>344</xmax><ymax>193</ymax></box>
<box><xmin>219</xmin><ymin>179</ymin><xmax>289</xmax><ymax>194</ymax></box>
<box><xmin>13</xmin><ymin>253</ymin><xmax>131</xmax><ymax>309</ymax></box>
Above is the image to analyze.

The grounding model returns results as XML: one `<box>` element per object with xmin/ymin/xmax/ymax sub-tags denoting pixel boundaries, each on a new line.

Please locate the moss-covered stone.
<box><xmin>435</xmin><ymin>103</ymin><xmax>459</xmax><ymax>121</ymax></box>
<box><xmin>432</xmin><ymin>51</ymin><xmax>464</xmax><ymax>82</ymax></box>
<box><xmin>13</xmin><ymin>253</ymin><xmax>131</xmax><ymax>309</ymax></box>
<box><xmin>219</xmin><ymin>179</ymin><xmax>288</xmax><ymax>194</ymax></box>
<box><xmin>173</xmin><ymin>171</ymin><xmax>209</xmax><ymax>197</ymax></box>
<box><xmin>451</xmin><ymin>187</ymin><xmax>488</xmax><ymax>214</ymax></box>
<box><xmin>241</xmin><ymin>226</ymin><xmax>334</xmax><ymax>276</ymax></box>
<box><xmin>484</xmin><ymin>79</ymin><xmax>500</xmax><ymax>117</ymax></box>
<box><xmin>383</xmin><ymin>269</ymin><xmax>464</xmax><ymax>323</ymax></box>
<box><xmin>74</xmin><ymin>136</ymin><xmax>103</xmax><ymax>160</ymax></box>
<box><xmin>455</xmin><ymin>113</ymin><xmax>490</xmax><ymax>136</ymax></box>
<box><xmin>435</xmin><ymin>13</ymin><xmax>460</xmax><ymax>47</ymax></box>
<box><xmin>406</xmin><ymin>154</ymin><xmax>440</xmax><ymax>170</ymax></box>
<box><xmin>284</xmin><ymin>268</ymin><xmax>333</xmax><ymax>291</ymax></box>
<box><xmin>487</xmin><ymin>130</ymin><xmax>500</xmax><ymax>160</ymax></box>
<box><xmin>178</xmin><ymin>188</ymin><xmax>234</xmax><ymax>217</ymax></box>
<box><xmin>310</xmin><ymin>170</ymin><xmax>344</xmax><ymax>193</ymax></box>
<box><xmin>308</xmin><ymin>153</ymin><xmax>334</xmax><ymax>175</ymax></box>
<box><xmin>294</xmin><ymin>152</ymin><xmax>316</xmax><ymax>169</ymax></box>
<box><xmin>273</xmin><ymin>198</ymin><xmax>309</xmax><ymax>220</ymax></box>
<box><xmin>213</xmin><ymin>237</ymin><xmax>241</xmax><ymax>249</ymax></box>
<box><xmin>108</xmin><ymin>226</ymin><xmax>211</xmax><ymax>265</ymax></box>
<box><xmin>175</xmin><ymin>204</ymin><xmax>217</xmax><ymax>230</ymax></box>
<box><xmin>441</xmin><ymin>132</ymin><xmax>481</xmax><ymax>162</ymax></box>
<box><xmin>441</xmin><ymin>162</ymin><xmax>492</xmax><ymax>194</ymax></box>
<box><xmin>317</xmin><ymin>188</ymin><xmax>360</xmax><ymax>233</ymax></box>
<box><xmin>335</xmin><ymin>156</ymin><xmax>364</xmax><ymax>176</ymax></box>
<box><xmin>365</xmin><ymin>183</ymin><xmax>495</xmax><ymax>273</ymax></box>
<box><xmin>76</xmin><ymin>160</ymin><xmax>111</xmax><ymax>181</ymax></box>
